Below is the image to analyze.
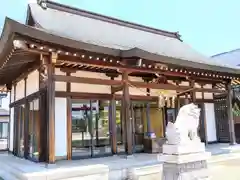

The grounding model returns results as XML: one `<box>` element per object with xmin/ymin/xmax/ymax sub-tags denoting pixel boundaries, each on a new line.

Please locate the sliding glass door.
<box><xmin>115</xmin><ymin>100</ymin><xmax>145</xmax><ymax>153</ymax></box>
<box><xmin>72</xmin><ymin>100</ymin><xmax>91</xmax><ymax>158</ymax></box>
<box><xmin>71</xmin><ymin>99</ymin><xmax>111</xmax><ymax>159</ymax></box>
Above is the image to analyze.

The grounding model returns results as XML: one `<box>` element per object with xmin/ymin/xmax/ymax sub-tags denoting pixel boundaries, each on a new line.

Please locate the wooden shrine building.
<box><xmin>0</xmin><ymin>0</ymin><xmax>239</xmax><ymax>163</ymax></box>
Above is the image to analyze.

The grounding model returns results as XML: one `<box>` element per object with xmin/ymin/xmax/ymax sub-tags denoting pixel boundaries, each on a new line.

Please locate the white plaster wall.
<box><xmin>204</xmin><ymin>103</ymin><xmax>217</xmax><ymax>142</ymax></box>
<box><xmin>71</xmin><ymin>71</ymin><xmax>111</xmax><ymax>94</ymax></box>
<box><xmin>2</xmin><ymin>93</ymin><xmax>10</xmax><ymax>110</ymax></box>
<box><xmin>195</xmin><ymin>83</ymin><xmax>202</xmax><ymax>99</ymax></box>
<box><xmin>115</xmin><ymin>75</ymin><xmax>149</xmax><ymax>95</ymax></box>
<box><xmin>71</xmin><ymin>83</ymin><xmax>111</xmax><ymax>94</ymax></box>
<box><xmin>10</xmin><ymin>87</ymin><xmax>15</xmax><ymax>103</ymax></box>
<box><xmin>15</xmin><ymin>80</ymin><xmax>25</xmax><ymax>101</ymax></box>
<box><xmin>69</xmin><ymin>71</ymin><xmax>147</xmax><ymax>95</ymax></box>
<box><xmin>55</xmin><ymin>97</ymin><xmax>67</xmax><ymax>157</ymax></box>
<box><xmin>128</xmin><ymin>76</ymin><xmax>146</xmax><ymax>96</ymax></box>
<box><xmin>179</xmin><ymin>81</ymin><xmax>189</xmax><ymax>86</ymax></box>
<box><xmin>203</xmin><ymin>84</ymin><xmax>213</xmax><ymax>99</ymax></box>
<box><xmin>26</xmin><ymin>70</ymin><xmax>39</xmax><ymax>96</ymax></box>
<box><xmin>72</xmin><ymin>70</ymin><xmax>109</xmax><ymax>79</ymax></box>
<box><xmin>204</xmin><ymin>93</ymin><xmax>213</xmax><ymax>99</ymax></box>
<box><xmin>9</xmin><ymin>107</ymin><xmax>14</xmax><ymax>151</ymax></box>
<box><xmin>55</xmin><ymin>68</ymin><xmax>67</xmax><ymax>91</ymax></box>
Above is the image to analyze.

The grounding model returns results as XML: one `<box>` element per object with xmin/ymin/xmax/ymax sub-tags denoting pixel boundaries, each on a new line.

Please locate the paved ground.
<box><xmin>1</xmin><ymin>156</ymin><xmax>240</xmax><ymax>180</ymax></box>
<box><xmin>1</xmin><ymin>143</ymin><xmax>240</xmax><ymax>180</ymax></box>
<box><xmin>209</xmin><ymin>158</ymin><xmax>240</xmax><ymax>180</ymax></box>
<box><xmin>137</xmin><ymin>158</ymin><xmax>240</xmax><ymax>180</ymax></box>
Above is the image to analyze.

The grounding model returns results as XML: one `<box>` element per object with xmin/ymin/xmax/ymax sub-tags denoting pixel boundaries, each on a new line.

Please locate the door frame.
<box><xmin>69</xmin><ymin>98</ymin><xmax>113</xmax><ymax>160</ymax></box>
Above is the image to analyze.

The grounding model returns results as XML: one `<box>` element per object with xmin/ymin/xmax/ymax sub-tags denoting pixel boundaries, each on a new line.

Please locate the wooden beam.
<box><xmin>111</xmin><ymin>85</ymin><xmax>123</xmax><ymax>94</ymax></box>
<box><xmin>55</xmin><ymin>91</ymin><xmax>159</xmax><ymax>102</ymax></box>
<box><xmin>176</xmin><ymin>88</ymin><xmax>195</xmax><ymax>96</ymax></box>
<box><xmin>54</xmin><ymin>75</ymin><xmax>120</xmax><ymax>86</ymax></box>
<box><xmin>195</xmin><ymin>88</ymin><xmax>225</xmax><ymax>93</ymax></box>
<box><xmin>54</xmin><ymin>75</ymin><xmax>191</xmax><ymax>91</ymax></box>
<box><xmin>57</xmin><ymin>57</ymin><xmax>188</xmax><ymax>78</ymax></box>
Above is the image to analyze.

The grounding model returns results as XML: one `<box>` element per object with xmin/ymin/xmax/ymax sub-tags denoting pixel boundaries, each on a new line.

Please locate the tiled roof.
<box><xmin>28</xmin><ymin>2</ymin><xmax>232</xmax><ymax>69</ymax></box>
<box><xmin>211</xmin><ymin>49</ymin><xmax>240</xmax><ymax>69</ymax></box>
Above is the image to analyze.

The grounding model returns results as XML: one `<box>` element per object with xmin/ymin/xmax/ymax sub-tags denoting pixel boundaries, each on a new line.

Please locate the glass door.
<box><xmin>92</xmin><ymin>100</ymin><xmax>111</xmax><ymax>157</ymax></box>
<box><xmin>71</xmin><ymin>99</ymin><xmax>112</xmax><ymax>159</ymax></box>
<box><xmin>115</xmin><ymin>100</ymin><xmax>145</xmax><ymax>154</ymax></box>
<box><xmin>131</xmin><ymin>102</ymin><xmax>144</xmax><ymax>153</ymax></box>
<box><xmin>71</xmin><ymin>100</ymin><xmax>92</xmax><ymax>159</ymax></box>
<box><xmin>28</xmin><ymin>99</ymin><xmax>40</xmax><ymax>161</ymax></box>
<box><xmin>115</xmin><ymin>100</ymin><xmax>125</xmax><ymax>153</ymax></box>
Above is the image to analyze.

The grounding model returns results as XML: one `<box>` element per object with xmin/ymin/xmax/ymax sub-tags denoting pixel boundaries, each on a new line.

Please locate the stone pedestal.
<box><xmin>161</xmin><ymin>143</ymin><xmax>211</xmax><ymax>180</ymax></box>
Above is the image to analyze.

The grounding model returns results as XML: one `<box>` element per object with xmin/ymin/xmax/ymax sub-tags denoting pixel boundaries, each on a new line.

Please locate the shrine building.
<box><xmin>0</xmin><ymin>0</ymin><xmax>239</xmax><ymax>163</ymax></box>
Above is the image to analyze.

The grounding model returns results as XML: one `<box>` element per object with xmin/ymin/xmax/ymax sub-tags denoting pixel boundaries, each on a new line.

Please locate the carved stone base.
<box><xmin>162</xmin><ymin>160</ymin><xmax>209</xmax><ymax>180</ymax></box>
<box><xmin>161</xmin><ymin>152</ymin><xmax>211</xmax><ymax>180</ymax></box>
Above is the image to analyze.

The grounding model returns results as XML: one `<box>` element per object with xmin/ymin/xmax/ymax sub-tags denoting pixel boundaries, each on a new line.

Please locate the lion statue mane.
<box><xmin>165</xmin><ymin>103</ymin><xmax>201</xmax><ymax>145</ymax></box>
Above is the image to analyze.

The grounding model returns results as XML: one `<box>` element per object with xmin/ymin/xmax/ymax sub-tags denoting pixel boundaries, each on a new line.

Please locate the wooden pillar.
<box><xmin>23</xmin><ymin>77</ymin><xmax>29</xmax><ymax>158</ymax></box>
<box><xmin>190</xmin><ymin>80</ymin><xmax>196</xmax><ymax>103</ymax></box>
<box><xmin>13</xmin><ymin>84</ymin><xmax>17</xmax><ymax>155</ymax></box>
<box><xmin>45</xmin><ymin>53</ymin><xmax>56</xmax><ymax>163</ymax></box>
<box><xmin>184</xmin><ymin>93</ymin><xmax>189</xmax><ymax>104</ymax></box>
<box><xmin>66</xmin><ymin>72</ymin><xmax>72</xmax><ymax>160</ymax></box>
<box><xmin>110</xmin><ymin>76</ymin><xmax>117</xmax><ymax>154</ymax></box>
<box><xmin>146</xmin><ymin>88</ymin><xmax>151</xmax><ymax>135</ymax></box>
<box><xmin>226</xmin><ymin>81</ymin><xmax>236</xmax><ymax>145</ymax></box>
<box><xmin>6</xmin><ymin>84</ymin><xmax>12</xmax><ymax>151</ymax></box>
<box><xmin>175</xmin><ymin>81</ymin><xmax>181</xmax><ymax>112</ymax></box>
<box><xmin>122</xmin><ymin>71</ymin><xmax>132</xmax><ymax>155</ymax></box>
<box><xmin>200</xmin><ymin>83</ymin><xmax>208</xmax><ymax>145</ymax></box>
<box><xmin>142</xmin><ymin>77</ymin><xmax>153</xmax><ymax>137</ymax></box>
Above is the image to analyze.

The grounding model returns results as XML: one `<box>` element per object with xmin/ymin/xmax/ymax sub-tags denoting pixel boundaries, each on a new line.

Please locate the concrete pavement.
<box><xmin>1</xmin><ymin>143</ymin><xmax>240</xmax><ymax>180</ymax></box>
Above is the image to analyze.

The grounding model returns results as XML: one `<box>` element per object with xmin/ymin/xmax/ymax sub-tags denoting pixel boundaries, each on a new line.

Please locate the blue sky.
<box><xmin>1</xmin><ymin>0</ymin><xmax>240</xmax><ymax>56</ymax></box>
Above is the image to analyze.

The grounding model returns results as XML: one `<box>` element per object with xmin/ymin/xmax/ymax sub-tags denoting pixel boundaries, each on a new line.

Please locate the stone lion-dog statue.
<box><xmin>166</xmin><ymin>103</ymin><xmax>201</xmax><ymax>145</ymax></box>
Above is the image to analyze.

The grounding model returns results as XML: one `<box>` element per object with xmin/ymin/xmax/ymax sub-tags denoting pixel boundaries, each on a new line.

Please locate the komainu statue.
<box><xmin>165</xmin><ymin>103</ymin><xmax>201</xmax><ymax>145</ymax></box>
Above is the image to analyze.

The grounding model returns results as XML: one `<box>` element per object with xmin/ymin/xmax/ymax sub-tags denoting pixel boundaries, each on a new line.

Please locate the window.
<box><xmin>0</xmin><ymin>122</ymin><xmax>8</xmax><ymax>139</ymax></box>
<box><xmin>28</xmin><ymin>99</ymin><xmax>40</xmax><ymax>161</ymax></box>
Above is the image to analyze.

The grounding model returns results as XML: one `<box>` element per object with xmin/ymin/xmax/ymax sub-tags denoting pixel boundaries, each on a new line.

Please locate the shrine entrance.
<box><xmin>71</xmin><ymin>99</ymin><xmax>112</xmax><ymax>159</ymax></box>
<box><xmin>214</xmin><ymin>95</ymin><xmax>229</xmax><ymax>143</ymax></box>
<box><xmin>116</xmin><ymin>100</ymin><xmax>159</xmax><ymax>154</ymax></box>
